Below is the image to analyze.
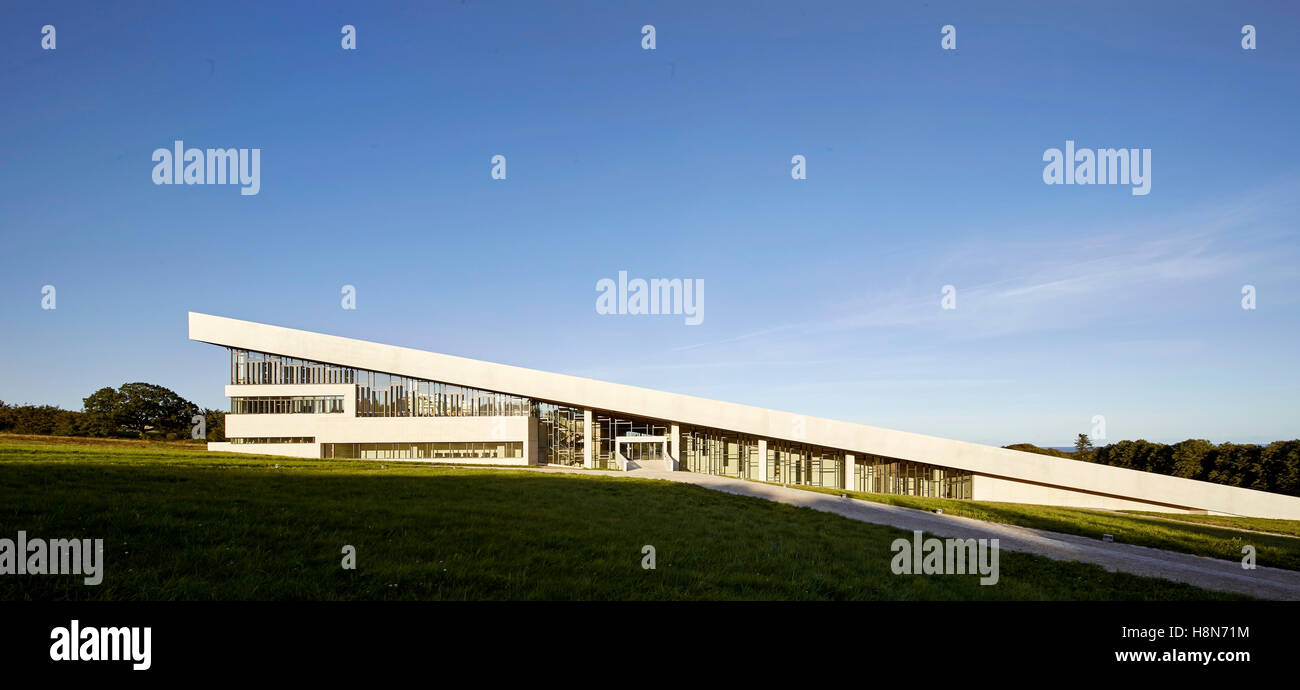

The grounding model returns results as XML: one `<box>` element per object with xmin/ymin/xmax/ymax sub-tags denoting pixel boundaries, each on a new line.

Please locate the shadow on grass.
<box><xmin>0</xmin><ymin>461</ymin><xmax>1244</xmax><ymax>601</ymax></box>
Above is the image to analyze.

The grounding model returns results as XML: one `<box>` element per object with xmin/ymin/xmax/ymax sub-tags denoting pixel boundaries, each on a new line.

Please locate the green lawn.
<box><xmin>789</xmin><ymin>484</ymin><xmax>1300</xmax><ymax>571</ymax></box>
<box><xmin>0</xmin><ymin>435</ymin><xmax>1245</xmax><ymax>600</ymax></box>
<box><xmin>1120</xmin><ymin>511</ymin><xmax>1300</xmax><ymax>538</ymax></box>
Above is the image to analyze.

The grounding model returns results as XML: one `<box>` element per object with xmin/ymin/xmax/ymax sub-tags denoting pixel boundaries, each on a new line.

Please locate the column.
<box><xmin>669</xmin><ymin>424</ymin><xmax>681</xmax><ymax>471</ymax></box>
<box><xmin>844</xmin><ymin>453</ymin><xmax>855</xmax><ymax>492</ymax></box>
<box><xmin>757</xmin><ymin>439</ymin><xmax>768</xmax><ymax>482</ymax></box>
<box><xmin>583</xmin><ymin>409</ymin><xmax>594</xmax><ymax>468</ymax></box>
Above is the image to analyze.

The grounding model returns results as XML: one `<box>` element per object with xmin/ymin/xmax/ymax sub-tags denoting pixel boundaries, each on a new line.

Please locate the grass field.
<box><xmin>0</xmin><ymin>435</ymin><xmax>1249</xmax><ymax>601</ymax></box>
<box><xmin>1120</xmin><ymin>511</ymin><xmax>1300</xmax><ymax>538</ymax></box>
<box><xmin>792</xmin><ymin>485</ymin><xmax>1300</xmax><ymax>571</ymax></box>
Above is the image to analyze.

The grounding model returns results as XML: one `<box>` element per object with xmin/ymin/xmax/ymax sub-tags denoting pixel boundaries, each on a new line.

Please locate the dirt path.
<box><xmin>529</xmin><ymin>464</ymin><xmax>1300</xmax><ymax>599</ymax></box>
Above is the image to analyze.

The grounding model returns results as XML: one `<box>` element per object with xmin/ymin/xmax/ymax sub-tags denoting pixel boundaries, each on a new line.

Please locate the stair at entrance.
<box><xmin>626</xmin><ymin>458</ymin><xmax>672</xmax><ymax>473</ymax></box>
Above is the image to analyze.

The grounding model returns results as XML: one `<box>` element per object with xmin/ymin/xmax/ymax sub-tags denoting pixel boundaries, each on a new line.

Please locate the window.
<box><xmin>230</xmin><ymin>396</ymin><xmax>344</xmax><ymax>414</ymax></box>
<box><xmin>321</xmin><ymin>442</ymin><xmax>524</xmax><ymax>461</ymax></box>
<box><xmin>228</xmin><ymin>348</ymin><xmax>531</xmax><ymax>419</ymax></box>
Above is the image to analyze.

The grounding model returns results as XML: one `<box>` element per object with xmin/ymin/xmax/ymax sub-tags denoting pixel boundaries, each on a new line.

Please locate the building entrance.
<box><xmin>614</xmin><ymin>436</ymin><xmax>668</xmax><ymax>471</ymax></box>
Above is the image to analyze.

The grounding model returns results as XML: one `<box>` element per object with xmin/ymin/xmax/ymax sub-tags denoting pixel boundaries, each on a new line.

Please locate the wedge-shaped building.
<box><xmin>190</xmin><ymin>312</ymin><xmax>1300</xmax><ymax>519</ymax></box>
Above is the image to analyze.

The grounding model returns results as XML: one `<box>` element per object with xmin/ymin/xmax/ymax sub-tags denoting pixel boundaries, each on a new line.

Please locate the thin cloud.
<box><xmin>672</xmin><ymin>182</ymin><xmax>1296</xmax><ymax>352</ymax></box>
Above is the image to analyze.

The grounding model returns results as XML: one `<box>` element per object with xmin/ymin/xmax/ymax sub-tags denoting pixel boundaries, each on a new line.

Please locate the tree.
<box><xmin>82</xmin><ymin>383</ymin><xmax>198</xmax><ymax>438</ymax></box>
<box><xmin>1129</xmin><ymin>440</ymin><xmax>1164</xmax><ymax>473</ymax></box>
<box><xmin>1074</xmin><ymin>433</ymin><xmax>1094</xmax><ymax>455</ymax></box>
<box><xmin>1208</xmin><ymin>443</ymin><xmax>1263</xmax><ymax>490</ymax></box>
<box><xmin>1002</xmin><ymin>443</ymin><xmax>1073</xmax><ymax>458</ymax></box>
<box><xmin>1</xmin><ymin>400</ymin><xmax>92</xmax><ymax>436</ymax></box>
<box><xmin>1267</xmin><ymin>440</ymin><xmax>1300</xmax><ymax>496</ymax></box>
<box><xmin>1170</xmin><ymin>439</ymin><xmax>1214</xmax><ymax>481</ymax></box>
<box><xmin>82</xmin><ymin>387</ymin><xmax>126</xmax><ymax>436</ymax></box>
<box><xmin>200</xmin><ymin>408</ymin><xmax>226</xmax><ymax>442</ymax></box>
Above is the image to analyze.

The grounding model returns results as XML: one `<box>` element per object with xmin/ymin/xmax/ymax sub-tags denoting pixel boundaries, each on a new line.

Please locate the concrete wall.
<box><xmin>971</xmin><ymin>474</ymin><xmax>1203</xmax><ymax>514</ymax></box>
<box><xmin>190</xmin><ymin>312</ymin><xmax>1300</xmax><ymax>519</ymax></box>
<box><xmin>208</xmin><ymin>441</ymin><xmax>321</xmax><ymax>459</ymax></box>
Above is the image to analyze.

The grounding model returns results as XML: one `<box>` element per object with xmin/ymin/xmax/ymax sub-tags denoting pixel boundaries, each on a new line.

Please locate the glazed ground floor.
<box><xmin>213</xmin><ymin>407</ymin><xmax>1211</xmax><ymax>513</ymax></box>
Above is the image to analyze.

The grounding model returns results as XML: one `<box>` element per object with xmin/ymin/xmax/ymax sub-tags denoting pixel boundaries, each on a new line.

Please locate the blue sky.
<box><xmin>2</xmin><ymin>1</ymin><xmax>1297</xmax><ymax>446</ymax></box>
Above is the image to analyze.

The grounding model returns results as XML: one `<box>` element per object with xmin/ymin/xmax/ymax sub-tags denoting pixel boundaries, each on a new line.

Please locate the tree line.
<box><xmin>1008</xmin><ymin>435</ymin><xmax>1300</xmax><ymax>498</ymax></box>
<box><xmin>5</xmin><ymin>388</ymin><xmax>1297</xmax><ymax>498</ymax></box>
<box><xmin>0</xmin><ymin>382</ymin><xmax>225</xmax><ymax>441</ymax></box>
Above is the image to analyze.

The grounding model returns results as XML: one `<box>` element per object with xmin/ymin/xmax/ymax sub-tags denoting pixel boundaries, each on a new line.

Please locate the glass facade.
<box><xmin>229</xmin><ymin>349</ymin><xmax>530</xmax><ymax>418</ymax></box>
<box><xmin>678</xmin><ymin>428</ymin><xmax>971</xmax><ymax>498</ymax></box>
<box><xmin>322</xmin><ymin>441</ymin><xmax>523</xmax><ymax>460</ymax></box>
<box><xmin>619</xmin><ymin>440</ymin><xmax>665</xmax><ymax>464</ymax></box>
<box><xmin>681</xmin><ymin>427</ymin><xmax>759</xmax><ymax>479</ymax></box>
<box><xmin>355</xmin><ymin>371</ymin><xmax>529</xmax><ymax>418</ymax></box>
<box><xmin>231</xmin><ymin>349</ymin><xmax>355</xmax><ymax>385</ymax></box>
<box><xmin>226</xmin><ymin>349</ymin><xmax>974</xmax><ymax>499</ymax></box>
<box><xmin>231</xmin><ymin>396</ymin><xmax>344</xmax><ymax>414</ymax></box>
<box><xmin>853</xmin><ymin>455</ymin><xmax>972</xmax><ymax>499</ymax></box>
<box><xmin>767</xmin><ymin>439</ymin><xmax>844</xmax><ymax>488</ymax></box>
<box><xmin>534</xmin><ymin>402</ymin><xmax>584</xmax><ymax>466</ymax></box>
<box><xmin>592</xmin><ymin>413</ymin><xmax>668</xmax><ymax>470</ymax></box>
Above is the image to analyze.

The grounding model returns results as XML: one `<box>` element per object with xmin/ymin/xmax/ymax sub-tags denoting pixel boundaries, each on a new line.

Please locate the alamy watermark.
<box><xmin>50</xmin><ymin>620</ymin><xmax>150</xmax><ymax>671</ymax></box>
<box><xmin>1091</xmin><ymin>414</ymin><xmax>1107</xmax><ymax>442</ymax></box>
<box><xmin>152</xmin><ymin>140</ymin><xmax>261</xmax><ymax>196</ymax></box>
<box><xmin>941</xmin><ymin>284</ymin><xmax>956</xmax><ymax>310</ymax></box>
<box><xmin>596</xmin><ymin>271</ymin><xmax>703</xmax><ymax>325</ymax></box>
<box><xmin>941</xmin><ymin>24</ymin><xmax>956</xmax><ymax>50</ymax></box>
<box><xmin>890</xmin><ymin>530</ymin><xmax>1000</xmax><ymax>585</ymax></box>
<box><xmin>1042</xmin><ymin>140</ymin><xmax>1150</xmax><ymax>196</ymax></box>
<box><xmin>0</xmin><ymin>531</ymin><xmax>103</xmax><ymax>585</ymax></box>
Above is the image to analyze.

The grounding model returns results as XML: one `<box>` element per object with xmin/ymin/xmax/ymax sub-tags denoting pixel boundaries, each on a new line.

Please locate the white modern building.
<box><xmin>190</xmin><ymin>312</ymin><xmax>1300</xmax><ymax>519</ymax></box>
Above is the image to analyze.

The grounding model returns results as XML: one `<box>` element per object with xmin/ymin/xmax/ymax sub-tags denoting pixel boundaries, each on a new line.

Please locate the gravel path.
<box><xmin>529</xmin><ymin>464</ymin><xmax>1300</xmax><ymax>599</ymax></box>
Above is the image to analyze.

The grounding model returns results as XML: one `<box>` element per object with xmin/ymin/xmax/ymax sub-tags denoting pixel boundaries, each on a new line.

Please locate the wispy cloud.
<box><xmin>671</xmin><ymin>181</ymin><xmax>1298</xmax><ymax>354</ymax></box>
